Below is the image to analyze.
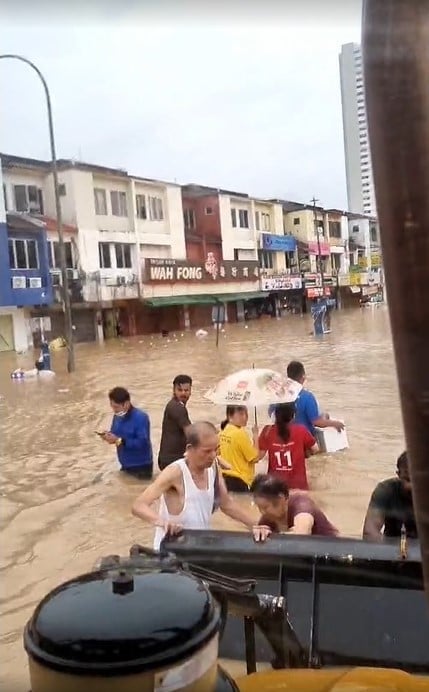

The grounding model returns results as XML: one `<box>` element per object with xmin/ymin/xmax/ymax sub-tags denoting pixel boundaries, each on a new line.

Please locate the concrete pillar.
<box><xmin>223</xmin><ymin>302</ymin><xmax>228</xmax><ymax>323</ymax></box>
<box><xmin>95</xmin><ymin>309</ymin><xmax>104</xmax><ymax>343</ymax></box>
<box><xmin>236</xmin><ymin>300</ymin><xmax>245</xmax><ymax>322</ymax></box>
<box><xmin>183</xmin><ymin>305</ymin><xmax>191</xmax><ymax>330</ymax></box>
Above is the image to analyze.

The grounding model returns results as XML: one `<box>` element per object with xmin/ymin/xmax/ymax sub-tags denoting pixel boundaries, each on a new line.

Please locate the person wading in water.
<box><xmin>132</xmin><ymin>421</ymin><xmax>270</xmax><ymax>549</ymax></box>
<box><xmin>218</xmin><ymin>405</ymin><xmax>264</xmax><ymax>493</ymax></box>
<box><xmin>158</xmin><ymin>374</ymin><xmax>192</xmax><ymax>470</ymax></box>
<box><xmin>259</xmin><ymin>402</ymin><xmax>319</xmax><ymax>491</ymax></box>
<box><xmin>363</xmin><ymin>452</ymin><xmax>417</xmax><ymax>540</ymax></box>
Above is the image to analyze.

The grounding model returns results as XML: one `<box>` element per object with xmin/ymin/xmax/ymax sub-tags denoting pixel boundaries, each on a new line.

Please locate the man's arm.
<box><xmin>306</xmin><ymin>394</ymin><xmax>344</xmax><ymax>433</ymax></box>
<box><xmin>313</xmin><ymin>416</ymin><xmax>344</xmax><ymax>432</ymax></box>
<box><xmin>363</xmin><ymin>485</ymin><xmax>387</xmax><ymax>540</ymax></box>
<box><xmin>217</xmin><ymin>473</ymin><xmax>257</xmax><ymax>529</ymax></box>
<box><xmin>170</xmin><ymin>401</ymin><xmax>192</xmax><ymax>429</ymax></box>
<box><xmin>132</xmin><ymin>465</ymin><xmax>180</xmax><ymax>526</ymax></box>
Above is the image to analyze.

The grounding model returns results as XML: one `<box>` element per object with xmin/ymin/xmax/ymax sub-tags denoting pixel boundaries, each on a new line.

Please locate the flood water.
<box><xmin>0</xmin><ymin>307</ymin><xmax>404</xmax><ymax>691</ymax></box>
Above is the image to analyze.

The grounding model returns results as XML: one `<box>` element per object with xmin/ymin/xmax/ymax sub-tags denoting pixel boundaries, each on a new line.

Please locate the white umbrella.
<box><xmin>205</xmin><ymin>368</ymin><xmax>302</xmax><ymax>407</ymax></box>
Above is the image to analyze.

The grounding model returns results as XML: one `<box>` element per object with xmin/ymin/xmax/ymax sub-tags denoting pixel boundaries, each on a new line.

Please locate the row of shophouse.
<box><xmin>0</xmin><ymin>153</ymin><xmax>383</xmax><ymax>352</ymax></box>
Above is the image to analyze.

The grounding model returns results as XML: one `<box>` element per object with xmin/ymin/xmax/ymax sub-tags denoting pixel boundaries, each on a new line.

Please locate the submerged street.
<box><xmin>0</xmin><ymin>307</ymin><xmax>404</xmax><ymax>690</ymax></box>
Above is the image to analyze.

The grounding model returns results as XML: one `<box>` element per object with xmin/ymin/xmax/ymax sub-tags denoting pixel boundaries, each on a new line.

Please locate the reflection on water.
<box><xmin>0</xmin><ymin>307</ymin><xmax>403</xmax><ymax>690</ymax></box>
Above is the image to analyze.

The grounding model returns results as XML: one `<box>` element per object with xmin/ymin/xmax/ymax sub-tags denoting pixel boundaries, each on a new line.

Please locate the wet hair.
<box><xmin>220</xmin><ymin>405</ymin><xmax>247</xmax><ymax>430</ymax></box>
<box><xmin>274</xmin><ymin>403</ymin><xmax>296</xmax><ymax>443</ymax></box>
<box><xmin>287</xmin><ymin>360</ymin><xmax>305</xmax><ymax>381</ymax></box>
<box><xmin>397</xmin><ymin>451</ymin><xmax>408</xmax><ymax>472</ymax></box>
<box><xmin>186</xmin><ymin>421</ymin><xmax>217</xmax><ymax>447</ymax></box>
<box><xmin>108</xmin><ymin>387</ymin><xmax>130</xmax><ymax>404</ymax></box>
<box><xmin>250</xmin><ymin>474</ymin><xmax>290</xmax><ymax>499</ymax></box>
<box><xmin>173</xmin><ymin>374</ymin><xmax>192</xmax><ymax>387</ymax></box>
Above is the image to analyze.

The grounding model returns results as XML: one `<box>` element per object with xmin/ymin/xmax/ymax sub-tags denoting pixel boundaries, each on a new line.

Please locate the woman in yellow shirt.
<box><xmin>218</xmin><ymin>405</ymin><xmax>264</xmax><ymax>492</ymax></box>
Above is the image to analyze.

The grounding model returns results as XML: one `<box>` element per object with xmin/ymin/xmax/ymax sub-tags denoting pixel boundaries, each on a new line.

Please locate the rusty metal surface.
<box><xmin>362</xmin><ymin>0</ymin><xmax>429</xmax><ymax>598</ymax></box>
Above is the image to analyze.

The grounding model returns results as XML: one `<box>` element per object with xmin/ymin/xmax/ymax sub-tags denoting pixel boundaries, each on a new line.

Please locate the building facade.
<box><xmin>1</xmin><ymin>153</ymin><xmax>188</xmax><ymax>343</ymax></box>
<box><xmin>0</xmin><ymin>161</ymin><xmax>54</xmax><ymax>352</ymax></box>
<box><xmin>339</xmin><ymin>43</ymin><xmax>376</xmax><ymax>216</ymax></box>
<box><xmin>1</xmin><ymin>151</ymin><xmax>385</xmax><ymax>353</ymax></box>
<box><xmin>281</xmin><ymin>201</ymin><xmax>350</xmax><ymax>307</ymax></box>
<box><xmin>346</xmin><ymin>213</ymin><xmax>383</xmax><ymax>304</ymax></box>
<box><xmin>182</xmin><ymin>185</ymin><xmax>304</xmax><ymax>321</ymax></box>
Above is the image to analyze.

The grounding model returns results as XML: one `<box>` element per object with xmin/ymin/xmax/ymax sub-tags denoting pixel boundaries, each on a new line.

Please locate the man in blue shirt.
<box><xmin>269</xmin><ymin>361</ymin><xmax>344</xmax><ymax>436</ymax></box>
<box><xmin>101</xmin><ymin>387</ymin><xmax>153</xmax><ymax>479</ymax></box>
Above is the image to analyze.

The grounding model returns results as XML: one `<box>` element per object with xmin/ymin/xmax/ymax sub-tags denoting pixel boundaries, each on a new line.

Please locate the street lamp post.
<box><xmin>310</xmin><ymin>196</ymin><xmax>325</xmax><ymax>294</ymax></box>
<box><xmin>0</xmin><ymin>54</ymin><xmax>75</xmax><ymax>373</ymax></box>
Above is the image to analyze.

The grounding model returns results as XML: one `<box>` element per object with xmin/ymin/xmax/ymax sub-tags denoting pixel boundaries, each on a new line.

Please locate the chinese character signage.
<box><xmin>261</xmin><ymin>234</ymin><xmax>297</xmax><ymax>252</ymax></box>
<box><xmin>261</xmin><ymin>276</ymin><xmax>302</xmax><ymax>291</ymax></box>
<box><xmin>144</xmin><ymin>257</ymin><xmax>259</xmax><ymax>283</ymax></box>
<box><xmin>370</xmin><ymin>253</ymin><xmax>381</xmax><ymax>267</ymax></box>
<box><xmin>307</xmin><ymin>241</ymin><xmax>331</xmax><ymax>256</ymax></box>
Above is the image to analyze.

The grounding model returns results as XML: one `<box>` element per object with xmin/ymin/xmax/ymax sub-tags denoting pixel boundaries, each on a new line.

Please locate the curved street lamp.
<box><xmin>0</xmin><ymin>54</ymin><xmax>75</xmax><ymax>372</ymax></box>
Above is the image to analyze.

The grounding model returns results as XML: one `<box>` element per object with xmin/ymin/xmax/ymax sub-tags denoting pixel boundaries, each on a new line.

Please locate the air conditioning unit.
<box><xmin>66</xmin><ymin>268</ymin><xmax>79</xmax><ymax>280</ymax></box>
<box><xmin>12</xmin><ymin>276</ymin><xmax>26</xmax><ymax>289</ymax></box>
<box><xmin>50</xmin><ymin>271</ymin><xmax>62</xmax><ymax>286</ymax></box>
<box><xmin>105</xmin><ymin>276</ymin><xmax>117</xmax><ymax>286</ymax></box>
<box><xmin>29</xmin><ymin>277</ymin><xmax>42</xmax><ymax>288</ymax></box>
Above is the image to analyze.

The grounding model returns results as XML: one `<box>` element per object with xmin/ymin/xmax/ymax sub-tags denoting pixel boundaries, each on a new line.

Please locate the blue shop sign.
<box><xmin>261</xmin><ymin>233</ymin><xmax>297</xmax><ymax>252</ymax></box>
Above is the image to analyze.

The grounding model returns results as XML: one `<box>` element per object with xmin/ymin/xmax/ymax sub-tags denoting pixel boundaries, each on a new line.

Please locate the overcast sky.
<box><xmin>0</xmin><ymin>1</ymin><xmax>361</xmax><ymax>209</ymax></box>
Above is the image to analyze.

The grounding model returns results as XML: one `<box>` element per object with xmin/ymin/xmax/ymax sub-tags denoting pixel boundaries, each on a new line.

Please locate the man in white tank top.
<box><xmin>132</xmin><ymin>421</ymin><xmax>270</xmax><ymax>550</ymax></box>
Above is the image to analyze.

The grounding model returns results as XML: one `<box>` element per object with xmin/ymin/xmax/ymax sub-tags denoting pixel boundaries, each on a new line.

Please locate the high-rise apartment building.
<box><xmin>339</xmin><ymin>43</ymin><xmax>376</xmax><ymax>216</ymax></box>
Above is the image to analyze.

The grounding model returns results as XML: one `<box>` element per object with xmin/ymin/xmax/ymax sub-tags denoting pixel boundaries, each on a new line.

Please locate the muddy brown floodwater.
<box><xmin>0</xmin><ymin>307</ymin><xmax>404</xmax><ymax>691</ymax></box>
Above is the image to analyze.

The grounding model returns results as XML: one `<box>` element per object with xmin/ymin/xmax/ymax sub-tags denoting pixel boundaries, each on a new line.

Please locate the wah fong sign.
<box><xmin>144</xmin><ymin>257</ymin><xmax>259</xmax><ymax>283</ymax></box>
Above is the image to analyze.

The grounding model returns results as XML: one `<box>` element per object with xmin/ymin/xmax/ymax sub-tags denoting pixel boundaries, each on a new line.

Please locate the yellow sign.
<box><xmin>349</xmin><ymin>273</ymin><xmax>361</xmax><ymax>286</ymax></box>
<box><xmin>358</xmin><ymin>256</ymin><xmax>368</xmax><ymax>268</ymax></box>
<box><xmin>371</xmin><ymin>253</ymin><xmax>381</xmax><ymax>267</ymax></box>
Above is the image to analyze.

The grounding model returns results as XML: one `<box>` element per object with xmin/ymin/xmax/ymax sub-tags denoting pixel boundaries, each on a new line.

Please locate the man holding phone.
<box><xmin>99</xmin><ymin>387</ymin><xmax>153</xmax><ymax>480</ymax></box>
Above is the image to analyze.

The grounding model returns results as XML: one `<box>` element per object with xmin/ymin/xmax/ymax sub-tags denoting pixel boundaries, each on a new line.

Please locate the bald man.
<box><xmin>132</xmin><ymin>421</ymin><xmax>269</xmax><ymax>549</ymax></box>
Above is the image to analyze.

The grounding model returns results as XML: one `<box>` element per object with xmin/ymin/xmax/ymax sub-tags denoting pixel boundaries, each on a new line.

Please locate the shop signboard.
<box><xmin>307</xmin><ymin>241</ymin><xmax>331</xmax><ymax>256</ymax></box>
<box><xmin>261</xmin><ymin>234</ymin><xmax>297</xmax><ymax>252</ymax></box>
<box><xmin>144</xmin><ymin>257</ymin><xmax>259</xmax><ymax>283</ymax></box>
<box><xmin>349</xmin><ymin>273</ymin><xmax>361</xmax><ymax>286</ymax></box>
<box><xmin>370</xmin><ymin>253</ymin><xmax>381</xmax><ymax>267</ymax></box>
<box><xmin>368</xmin><ymin>268</ymin><xmax>381</xmax><ymax>285</ymax></box>
<box><xmin>307</xmin><ymin>287</ymin><xmax>331</xmax><ymax>298</ymax></box>
<box><xmin>362</xmin><ymin>285</ymin><xmax>379</xmax><ymax>296</ymax></box>
<box><xmin>304</xmin><ymin>273</ymin><xmax>334</xmax><ymax>288</ymax></box>
<box><xmin>261</xmin><ymin>275</ymin><xmax>302</xmax><ymax>291</ymax></box>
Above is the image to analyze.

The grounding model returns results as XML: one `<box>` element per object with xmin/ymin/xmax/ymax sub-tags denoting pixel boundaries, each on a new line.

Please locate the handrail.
<box><xmin>362</xmin><ymin>0</ymin><xmax>429</xmax><ymax>600</ymax></box>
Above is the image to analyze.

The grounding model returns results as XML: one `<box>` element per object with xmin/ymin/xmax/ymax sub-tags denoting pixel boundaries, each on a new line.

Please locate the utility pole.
<box><xmin>0</xmin><ymin>54</ymin><xmax>75</xmax><ymax>372</ymax></box>
<box><xmin>310</xmin><ymin>196</ymin><xmax>325</xmax><ymax>294</ymax></box>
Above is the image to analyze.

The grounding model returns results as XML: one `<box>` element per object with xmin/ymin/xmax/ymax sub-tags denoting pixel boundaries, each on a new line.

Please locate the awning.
<box><xmin>144</xmin><ymin>291</ymin><xmax>266</xmax><ymax>308</ymax></box>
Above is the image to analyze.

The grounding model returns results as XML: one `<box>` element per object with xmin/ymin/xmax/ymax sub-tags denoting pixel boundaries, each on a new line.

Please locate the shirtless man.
<box><xmin>132</xmin><ymin>421</ymin><xmax>269</xmax><ymax>549</ymax></box>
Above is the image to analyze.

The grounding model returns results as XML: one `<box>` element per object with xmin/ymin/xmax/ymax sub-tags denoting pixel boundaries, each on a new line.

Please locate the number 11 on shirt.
<box><xmin>274</xmin><ymin>450</ymin><xmax>292</xmax><ymax>469</ymax></box>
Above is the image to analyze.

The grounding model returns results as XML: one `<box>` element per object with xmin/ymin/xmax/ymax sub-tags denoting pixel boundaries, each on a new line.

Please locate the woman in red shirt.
<box><xmin>259</xmin><ymin>403</ymin><xmax>319</xmax><ymax>490</ymax></box>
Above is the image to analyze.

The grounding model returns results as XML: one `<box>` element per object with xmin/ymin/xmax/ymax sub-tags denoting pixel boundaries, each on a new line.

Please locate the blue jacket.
<box><xmin>110</xmin><ymin>406</ymin><xmax>153</xmax><ymax>469</ymax></box>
